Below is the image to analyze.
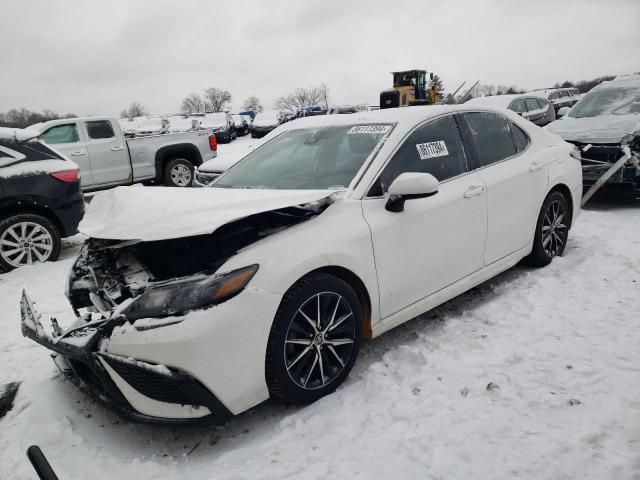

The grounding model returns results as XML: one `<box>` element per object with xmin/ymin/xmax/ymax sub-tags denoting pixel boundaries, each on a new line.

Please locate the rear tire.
<box><xmin>526</xmin><ymin>191</ymin><xmax>570</xmax><ymax>267</ymax></box>
<box><xmin>0</xmin><ymin>214</ymin><xmax>61</xmax><ymax>272</ymax></box>
<box><xmin>164</xmin><ymin>158</ymin><xmax>194</xmax><ymax>187</ymax></box>
<box><xmin>265</xmin><ymin>273</ymin><xmax>362</xmax><ymax>405</ymax></box>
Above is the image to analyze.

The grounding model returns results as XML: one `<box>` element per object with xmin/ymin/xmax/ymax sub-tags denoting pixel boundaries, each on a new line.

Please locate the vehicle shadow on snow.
<box><xmin>54</xmin><ymin>262</ymin><xmax>537</xmax><ymax>462</ymax></box>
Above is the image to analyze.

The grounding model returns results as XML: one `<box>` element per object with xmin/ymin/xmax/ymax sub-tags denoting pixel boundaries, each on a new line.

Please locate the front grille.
<box><xmin>568</xmin><ymin>141</ymin><xmax>623</xmax><ymax>164</ymax></box>
<box><xmin>103</xmin><ymin>356</ymin><xmax>192</xmax><ymax>404</ymax></box>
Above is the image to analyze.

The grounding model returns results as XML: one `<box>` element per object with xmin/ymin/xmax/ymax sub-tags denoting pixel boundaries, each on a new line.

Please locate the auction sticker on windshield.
<box><xmin>347</xmin><ymin>125</ymin><xmax>391</xmax><ymax>135</ymax></box>
<box><xmin>416</xmin><ymin>141</ymin><xmax>448</xmax><ymax>160</ymax></box>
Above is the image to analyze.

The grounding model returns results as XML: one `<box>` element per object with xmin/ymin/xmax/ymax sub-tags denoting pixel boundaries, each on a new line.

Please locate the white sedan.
<box><xmin>21</xmin><ymin>106</ymin><xmax>582</xmax><ymax>423</ymax></box>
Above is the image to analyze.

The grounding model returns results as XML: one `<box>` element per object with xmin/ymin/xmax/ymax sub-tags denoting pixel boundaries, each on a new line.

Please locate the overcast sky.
<box><xmin>1</xmin><ymin>0</ymin><xmax>638</xmax><ymax>116</ymax></box>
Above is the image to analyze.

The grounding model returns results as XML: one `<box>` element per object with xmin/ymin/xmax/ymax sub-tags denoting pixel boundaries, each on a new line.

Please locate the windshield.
<box><xmin>214</xmin><ymin>124</ymin><xmax>392</xmax><ymax>190</ymax></box>
<box><xmin>568</xmin><ymin>85</ymin><xmax>640</xmax><ymax>118</ymax></box>
<box><xmin>254</xmin><ymin>112</ymin><xmax>279</xmax><ymax>124</ymax></box>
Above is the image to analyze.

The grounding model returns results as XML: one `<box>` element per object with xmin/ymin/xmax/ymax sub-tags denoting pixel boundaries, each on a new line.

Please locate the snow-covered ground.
<box><xmin>1</xmin><ymin>196</ymin><xmax>639</xmax><ymax>479</ymax></box>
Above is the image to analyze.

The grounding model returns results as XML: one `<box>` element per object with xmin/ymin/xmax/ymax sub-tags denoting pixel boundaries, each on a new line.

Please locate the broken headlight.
<box><xmin>120</xmin><ymin>264</ymin><xmax>258</xmax><ymax>321</ymax></box>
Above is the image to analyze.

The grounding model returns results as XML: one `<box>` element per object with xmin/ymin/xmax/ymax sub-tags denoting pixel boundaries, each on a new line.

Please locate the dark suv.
<box><xmin>0</xmin><ymin>128</ymin><xmax>84</xmax><ymax>271</ymax></box>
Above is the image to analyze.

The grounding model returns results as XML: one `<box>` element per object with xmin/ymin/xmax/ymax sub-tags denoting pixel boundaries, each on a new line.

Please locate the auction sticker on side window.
<box><xmin>416</xmin><ymin>141</ymin><xmax>448</xmax><ymax>160</ymax></box>
<box><xmin>347</xmin><ymin>125</ymin><xmax>392</xmax><ymax>135</ymax></box>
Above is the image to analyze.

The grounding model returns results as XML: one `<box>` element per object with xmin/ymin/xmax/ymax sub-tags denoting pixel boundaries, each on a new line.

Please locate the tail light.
<box><xmin>208</xmin><ymin>134</ymin><xmax>217</xmax><ymax>152</ymax></box>
<box><xmin>50</xmin><ymin>169</ymin><xmax>80</xmax><ymax>183</ymax></box>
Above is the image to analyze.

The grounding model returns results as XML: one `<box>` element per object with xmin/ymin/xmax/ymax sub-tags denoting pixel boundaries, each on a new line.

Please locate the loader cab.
<box><xmin>381</xmin><ymin>69</ymin><xmax>433</xmax><ymax>109</ymax></box>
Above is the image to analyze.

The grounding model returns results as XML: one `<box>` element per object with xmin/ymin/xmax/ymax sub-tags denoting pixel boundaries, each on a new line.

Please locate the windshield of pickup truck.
<box><xmin>214</xmin><ymin>124</ymin><xmax>391</xmax><ymax>190</ymax></box>
<box><xmin>569</xmin><ymin>85</ymin><xmax>640</xmax><ymax>118</ymax></box>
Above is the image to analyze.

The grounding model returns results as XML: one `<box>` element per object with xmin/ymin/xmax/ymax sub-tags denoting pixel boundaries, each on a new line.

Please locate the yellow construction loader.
<box><xmin>380</xmin><ymin>69</ymin><xmax>440</xmax><ymax>109</ymax></box>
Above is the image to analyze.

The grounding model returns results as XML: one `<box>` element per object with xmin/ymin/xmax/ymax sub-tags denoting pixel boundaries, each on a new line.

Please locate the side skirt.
<box><xmin>371</xmin><ymin>247</ymin><xmax>529</xmax><ymax>338</ymax></box>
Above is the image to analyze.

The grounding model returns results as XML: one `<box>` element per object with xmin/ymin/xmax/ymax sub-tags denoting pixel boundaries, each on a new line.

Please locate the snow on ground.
<box><xmin>1</xmin><ymin>197</ymin><xmax>639</xmax><ymax>479</ymax></box>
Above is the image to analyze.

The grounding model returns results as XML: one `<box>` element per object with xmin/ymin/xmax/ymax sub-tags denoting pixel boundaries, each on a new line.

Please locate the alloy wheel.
<box><xmin>170</xmin><ymin>163</ymin><xmax>192</xmax><ymax>186</ymax></box>
<box><xmin>0</xmin><ymin>221</ymin><xmax>54</xmax><ymax>267</ymax></box>
<box><xmin>284</xmin><ymin>292</ymin><xmax>356</xmax><ymax>390</ymax></box>
<box><xmin>542</xmin><ymin>199</ymin><xmax>568</xmax><ymax>257</ymax></box>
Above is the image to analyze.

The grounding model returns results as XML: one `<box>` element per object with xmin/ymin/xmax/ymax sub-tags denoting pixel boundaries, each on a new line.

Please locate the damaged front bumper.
<box><xmin>20</xmin><ymin>290</ymin><xmax>232</xmax><ymax>424</ymax></box>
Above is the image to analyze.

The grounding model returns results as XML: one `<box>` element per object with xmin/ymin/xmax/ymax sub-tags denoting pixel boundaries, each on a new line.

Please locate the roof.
<box><xmin>0</xmin><ymin>127</ymin><xmax>41</xmax><ymax>142</ymax></box>
<box><xmin>275</xmin><ymin>105</ymin><xmax>517</xmax><ymax>134</ymax></box>
<box><xmin>465</xmin><ymin>93</ymin><xmax>548</xmax><ymax>108</ymax></box>
<box><xmin>27</xmin><ymin>116</ymin><xmax>113</xmax><ymax>132</ymax></box>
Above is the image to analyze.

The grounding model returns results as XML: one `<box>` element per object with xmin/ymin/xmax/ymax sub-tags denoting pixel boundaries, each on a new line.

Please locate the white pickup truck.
<box><xmin>28</xmin><ymin>116</ymin><xmax>217</xmax><ymax>190</ymax></box>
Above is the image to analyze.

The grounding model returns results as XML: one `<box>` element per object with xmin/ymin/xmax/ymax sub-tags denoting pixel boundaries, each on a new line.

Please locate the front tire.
<box><xmin>0</xmin><ymin>214</ymin><xmax>61</xmax><ymax>272</ymax></box>
<box><xmin>526</xmin><ymin>191</ymin><xmax>570</xmax><ymax>267</ymax></box>
<box><xmin>266</xmin><ymin>273</ymin><xmax>362</xmax><ymax>405</ymax></box>
<box><xmin>164</xmin><ymin>158</ymin><xmax>194</xmax><ymax>187</ymax></box>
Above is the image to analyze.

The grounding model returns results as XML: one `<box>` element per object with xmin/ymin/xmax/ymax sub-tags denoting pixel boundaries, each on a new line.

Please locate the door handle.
<box><xmin>529</xmin><ymin>161</ymin><xmax>543</xmax><ymax>172</ymax></box>
<box><xmin>463</xmin><ymin>185</ymin><xmax>485</xmax><ymax>198</ymax></box>
<box><xmin>110</xmin><ymin>145</ymin><xmax>124</xmax><ymax>151</ymax></box>
<box><xmin>71</xmin><ymin>151</ymin><xmax>86</xmax><ymax>156</ymax></box>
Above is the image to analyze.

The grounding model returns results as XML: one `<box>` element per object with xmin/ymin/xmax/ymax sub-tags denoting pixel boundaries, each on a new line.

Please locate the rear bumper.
<box><xmin>20</xmin><ymin>291</ymin><xmax>232</xmax><ymax>424</ymax></box>
<box><xmin>51</xmin><ymin>185</ymin><xmax>85</xmax><ymax>237</ymax></box>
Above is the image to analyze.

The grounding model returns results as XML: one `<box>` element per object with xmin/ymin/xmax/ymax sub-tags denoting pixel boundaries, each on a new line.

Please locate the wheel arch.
<box><xmin>154</xmin><ymin>144</ymin><xmax>203</xmax><ymax>181</ymax></box>
<box><xmin>548</xmin><ymin>183</ymin><xmax>574</xmax><ymax>228</ymax></box>
<box><xmin>296</xmin><ymin>265</ymin><xmax>373</xmax><ymax>340</ymax></box>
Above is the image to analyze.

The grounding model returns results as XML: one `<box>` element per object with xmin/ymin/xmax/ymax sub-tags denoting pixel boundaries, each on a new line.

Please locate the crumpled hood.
<box><xmin>80</xmin><ymin>186</ymin><xmax>333</xmax><ymax>241</ymax></box>
<box><xmin>545</xmin><ymin>115</ymin><xmax>640</xmax><ymax>144</ymax></box>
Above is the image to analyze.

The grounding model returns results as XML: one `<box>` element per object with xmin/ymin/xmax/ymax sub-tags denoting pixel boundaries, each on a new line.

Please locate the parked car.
<box><xmin>29</xmin><ymin>116</ymin><xmax>217</xmax><ymax>189</ymax></box>
<box><xmin>200</xmin><ymin>113</ymin><xmax>236</xmax><ymax>143</ymax></box>
<box><xmin>251</xmin><ymin>110</ymin><xmax>281</xmax><ymax>137</ymax></box>
<box><xmin>328</xmin><ymin>105</ymin><xmax>357</xmax><ymax>115</ymax></box>
<box><xmin>231</xmin><ymin>114</ymin><xmax>250</xmax><ymax>136</ymax></box>
<box><xmin>465</xmin><ymin>94</ymin><xmax>556</xmax><ymax>126</ymax></box>
<box><xmin>194</xmin><ymin>142</ymin><xmax>257</xmax><ymax>187</ymax></box>
<box><xmin>546</xmin><ymin>74</ymin><xmax>640</xmax><ymax>192</ymax></box>
<box><xmin>21</xmin><ymin>105</ymin><xmax>581</xmax><ymax>423</ymax></box>
<box><xmin>166</xmin><ymin>115</ymin><xmax>199</xmax><ymax>134</ymax></box>
<box><xmin>135</xmin><ymin>117</ymin><xmax>169</xmax><ymax>136</ymax></box>
<box><xmin>531</xmin><ymin>88</ymin><xmax>581</xmax><ymax>115</ymax></box>
<box><xmin>0</xmin><ymin>128</ymin><xmax>84</xmax><ymax>271</ymax></box>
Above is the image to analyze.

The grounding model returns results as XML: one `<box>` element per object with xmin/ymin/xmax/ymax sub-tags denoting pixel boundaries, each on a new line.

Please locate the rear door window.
<box><xmin>536</xmin><ymin>98</ymin><xmax>549</xmax><ymax>110</ymax></box>
<box><xmin>86</xmin><ymin>120</ymin><xmax>115</xmax><ymax>140</ymax></box>
<box><xmin>372</xmin><ymin>115</ymin><xmax>468</xmax><ymax>195</ymax></box>
<box><xmin>525</xmin><ymin>98</ymin><xmax>541</xmax><ymax>112</ymax></box>
<box><xmin>39</xmin><ymin>124</ymin><xmax>79</xmax><ymax>144</ymax></box>
<box><xmin>463</xmin><ymin>112</ymin><xmax>517</xmax><ymax>167</ymax></box>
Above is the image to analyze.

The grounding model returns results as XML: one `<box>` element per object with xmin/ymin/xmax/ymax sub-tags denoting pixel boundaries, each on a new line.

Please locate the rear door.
<box><xmin>80</xmin><ymin>119</ymin><xmax>131</xmax><ymax>186</ymax></box>
<box><xmin>461</xmin><ymin>112</ymin><xmax>549</xmax><ymax>264</ymax></box>
<box><xmin>362</xmin><ymin>114</ymin><xmax>487</xmax><ymax>318</ymax></box>
<box><xmin>39</xmin><ymin>122</ymin><xmax>95</xmax><ymax>187</ymax></box>
<box><xmin>524</xmin><ymin>97</ymin><xmax>546</xmax><ymax>124</ymax></box>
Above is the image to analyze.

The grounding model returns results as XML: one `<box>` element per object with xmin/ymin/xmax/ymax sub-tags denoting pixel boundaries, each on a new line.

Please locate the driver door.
<box><xmin>362</xmin><ymin>114</ymin><xmax>487</xmax><ymax>319</ymax></box>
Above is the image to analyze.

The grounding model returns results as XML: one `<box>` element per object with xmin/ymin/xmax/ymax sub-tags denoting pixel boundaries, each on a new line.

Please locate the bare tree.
<box><xmin>275</xmin><ymin>85</ymin><xmax>329</xmax><ymax>114</ymax></box>
<box><xmin>0</xmin><ymin>107</ymin><xmax>74</xmax><ymax>128</ymax></box>
<box><xmin>126</xmin><ymin>101</ymin><xmax>147</xmax><ymax>118</ymax></box>
<box><xmin>242</xmin><ymin>95</ymin><xmax>263</xmax><ymax>113</ymax></box>
<box><xmin>181</xmin><ymin>93</ymin><xmax>205</xmax><ymax>115</ymax></box>
<box><xmin>119</xmin><ymin>109</ymin><xmax>129</xmax><ymax>119</ymax></box>
<box><xmin>203</xmin><ymin>87</ymin><xmax>232</xmax><ymax>112</ymax></box>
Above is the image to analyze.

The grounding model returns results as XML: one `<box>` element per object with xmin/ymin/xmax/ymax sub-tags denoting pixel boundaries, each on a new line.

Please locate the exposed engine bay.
<box><xmin>66</xmin><ymin>201</ymin><xmax>331</xmax><ymax>325</ymax></box>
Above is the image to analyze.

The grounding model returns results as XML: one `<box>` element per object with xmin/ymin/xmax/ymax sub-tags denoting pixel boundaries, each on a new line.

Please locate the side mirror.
<box><xmin>557</xmin><ymin>106</ymin><xmax>571</xmax><ymax>117</ymax></box>
<box><xmin>385</xmin><ymin>172</ymin><xmax>439</xmax><ymax>212</ymax></box>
